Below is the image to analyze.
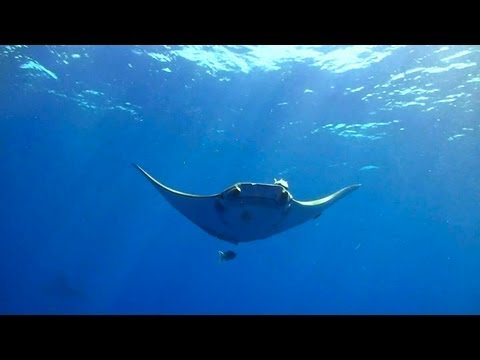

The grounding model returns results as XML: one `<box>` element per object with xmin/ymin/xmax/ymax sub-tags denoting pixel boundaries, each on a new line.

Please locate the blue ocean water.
<box><xmin>0</xmin><ymin>45</ymin><xmax>479</xmax><ymax>314</ymax></box>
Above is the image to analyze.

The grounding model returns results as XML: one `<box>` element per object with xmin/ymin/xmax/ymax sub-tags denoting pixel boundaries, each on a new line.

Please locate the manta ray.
<box><xmin>134</xmin><ymin>164</ymin><xmax>360</xmax><ymax>245</ymax></box>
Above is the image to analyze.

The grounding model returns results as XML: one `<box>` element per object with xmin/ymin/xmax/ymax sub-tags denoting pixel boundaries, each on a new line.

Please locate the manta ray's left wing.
<box><xmin>134</xmin><ymin>164</ymin><xmax>237</xmax><ymax>241</ymax></box>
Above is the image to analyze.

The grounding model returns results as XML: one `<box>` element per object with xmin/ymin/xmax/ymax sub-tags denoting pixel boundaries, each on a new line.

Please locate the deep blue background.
<box><xmin>0</xmin><ymin>45</ymin><xmax>479</xmax><ymax>314</ymax></box>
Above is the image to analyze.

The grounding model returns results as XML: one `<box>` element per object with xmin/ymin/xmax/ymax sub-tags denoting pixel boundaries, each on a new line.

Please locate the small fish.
<box><xmin>359</xmin><ymin>165</ymin><xmax>379</xmax><ymax>171</ymax></box>
<box><xmin>218</xmin><ymin>250</ymin><xmax>237</xmax><ymax>262</ymax></box>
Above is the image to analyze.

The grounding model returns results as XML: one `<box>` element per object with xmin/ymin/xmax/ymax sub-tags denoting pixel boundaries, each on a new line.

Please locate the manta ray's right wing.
<box><xmin>295</xmin><ymin>184</ymin><xmax>361</xmax><ymax>211</ymax></box>
<box><xmin>279</xmin><ymin>184</ymin><xmax>362</xmax><ymax>231</ymax></box>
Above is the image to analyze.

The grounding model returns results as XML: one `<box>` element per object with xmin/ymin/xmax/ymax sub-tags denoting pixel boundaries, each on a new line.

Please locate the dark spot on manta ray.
<box><xmin>314</xmin><ymin>212</ymin><xmax>322</xmax><ymax>219</ymax></box>
<box><xmin>240</xmin><ymin>210</ymin><xmax>253</xmax><ymax>222</ymax></box>
<box><xmin>214</xmin><ymin>200</ymin><xmax>225</xmax><ymax>213</ymax></box>
<box><xmin>279</xmin><ymin>190</ymin><xmax>290</xmax><ymax>204</ymax></box>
